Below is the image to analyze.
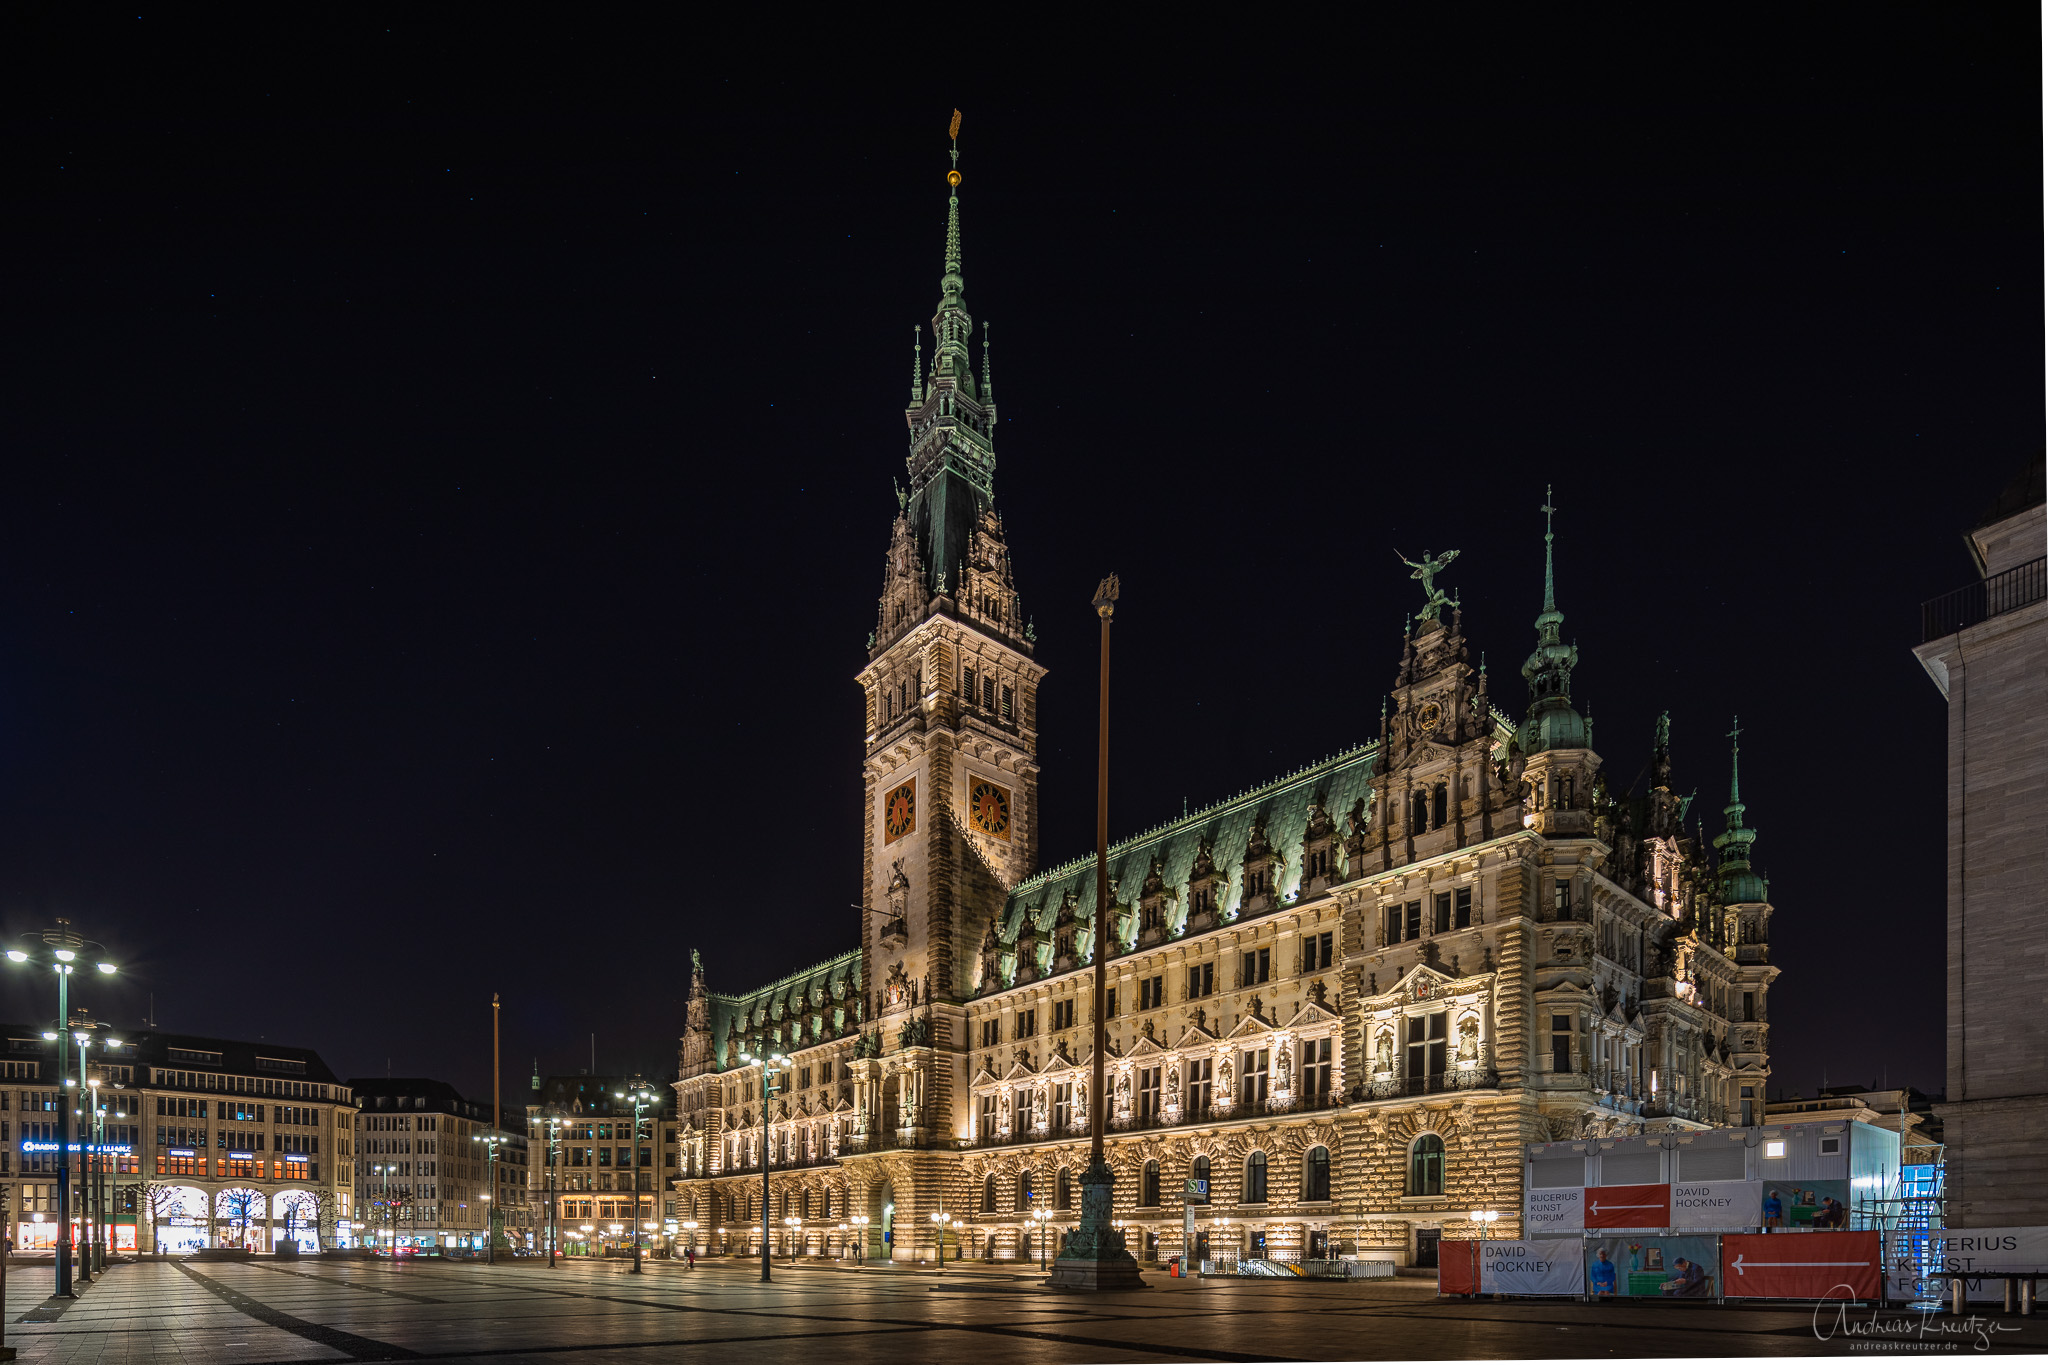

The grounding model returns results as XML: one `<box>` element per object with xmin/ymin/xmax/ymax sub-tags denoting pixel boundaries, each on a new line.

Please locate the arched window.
<box><xmin>1304</xmin><ymin>1146</ymin><xmax>1331</xmax><ymax>1202</ymax></box>
<box><xmin>1016</xmin><ymin>1169</ymin><xmax>1035</xmax><ymax>1212</ymax></box>
<box><xmin>1408</xmin><ymin>1133</ymin><xmax>1444</xmax><ymax>1197</ymax></box>
<box><xmin>982</xmin><ymin>1174</ymin><xmax>997</xmax><ymax>1214</ymax></box>
<box><xmin>1056</xmin><ymin>1167</ymin><xmax>1072</xmax><ymax>1210</ymax></box>
<box><xmin>1141</xmin><ymin>1160</ymin><xmax>1160</xmax><ymax>1207</ymax></box>
<box><xmin>801</xmin><ymin>1189</ymin><xmax>812</xmax><ymax>1219</ymax></box>
<box><xmin>1191</xmin><ymin>1155</ymin><xmax>1211</xmax><ymax>1204</ymax></box>
<box><xmin>1244</xmin><ymin>1150</ymin><xmax>1268</xmax><ymax>1204</ymax></box>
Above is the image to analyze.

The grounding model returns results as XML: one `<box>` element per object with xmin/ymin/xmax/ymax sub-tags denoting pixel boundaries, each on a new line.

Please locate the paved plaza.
<box><xmin>0</xmin><ymin>1256</ymin><xmax>2042</xmax><ymax>1363</ymax></box>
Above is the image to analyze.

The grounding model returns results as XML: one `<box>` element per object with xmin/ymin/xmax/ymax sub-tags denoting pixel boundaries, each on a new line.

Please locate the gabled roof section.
<box><xmin>999</xmin><ymin>744</ymin><xmax>1379</xmax><ymax>942</ymax></box>
<box><xmin>706</xmin><ymin>949</ymin><xmax>862</xmax><ymax>1072</ymax></box>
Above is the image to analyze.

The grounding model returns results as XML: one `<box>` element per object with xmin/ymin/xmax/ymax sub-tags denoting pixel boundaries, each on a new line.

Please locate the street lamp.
<box><xmin>850</xmin><ymin>1212</ymin><xmax>870</xmax><ymax>1265</ymax></box>
<box><xmin>7</xmin><ymin>919</ymin><xmax>117</xmax><ymax>1298</ymax></box>
<box><xmin>1470</xmin><ymin>1209</ymin><xmax>1499</xmax><ymax>1247</ymax></box>
<box><xmin>613</xmin><ymin>1082</ymin><xmax>661</xmax><ymax>1274</ymax></box>
<box><xmin>542</xmin><ymin>1115</ymin><xmax>564</xmax><ymax>1268</ymax></box>
<box><xmin>681</xmin><ymin>1220</ymin><xmax>698</xmax><ymax>1266</ymax></box>
<box><xmin>472</xmin><ymin>1133</ymin><xmax>509</xmax><ymax>1264</ymax></box>
<box><xmin>736</xmin><ymin>1050</ymin><xmax>788</xmax><ymax>1284</ymax></box>
<box><xmin>372</xmin><ymin>1164</ymin><xmax>398</xmax><ymax>1254</ymax></box>
<box><xmin>928</xmin><ymin>1210</ymin><xmax>948</xmax><ymax>1271</ymax></box>
<box><xmin>1033</xmin><ymin>1206</ymin><xmax>1053</xmax><ymax>1271</ymax></box>
<box><xmin>580</xmin><ymin>1222</ymin><xmax>594</xmax><ymax>1259</ymax></box>
<box><xmin>785</xmin><ymin>1215</ymin><xmax>802</xmax><ymax>1265</ymax></box>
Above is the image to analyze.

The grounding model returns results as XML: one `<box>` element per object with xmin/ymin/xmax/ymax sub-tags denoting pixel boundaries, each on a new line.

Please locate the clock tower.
<box><xmin>854</xmin><ymin>121</ymin><xmax>1044</xmax><ymax>1150</ymax></box>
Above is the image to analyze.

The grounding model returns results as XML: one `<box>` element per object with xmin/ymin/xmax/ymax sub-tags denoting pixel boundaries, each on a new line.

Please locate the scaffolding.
<box><xmin>1862</xmin><ymin>1148</ymin><xmax>1947</xmax><ymax>1299</ymax></box>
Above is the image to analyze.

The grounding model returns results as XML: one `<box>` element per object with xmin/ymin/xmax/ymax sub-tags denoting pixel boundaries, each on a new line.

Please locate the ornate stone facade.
<box><xmin>667</xmin><ymin>137</ymin><xmax>1781</xmax><ymax>1267</ymax></box>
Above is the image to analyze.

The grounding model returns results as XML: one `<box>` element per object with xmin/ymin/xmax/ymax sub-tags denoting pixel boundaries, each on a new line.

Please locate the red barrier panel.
<box><xmin>1584</xmin><ymin>1183</ymin><xmax>1671</xmax><ymax>1229</ymax></box>
<box><xmin>1721</xmin><ymin>1231</ymin><xmax>1881</xmax><ymax>1300</ymax></box>
<box><xmin>1438</xmin><ymin>1240</ymin><xmax>1481</xmax><ymax>1295</ymax></box>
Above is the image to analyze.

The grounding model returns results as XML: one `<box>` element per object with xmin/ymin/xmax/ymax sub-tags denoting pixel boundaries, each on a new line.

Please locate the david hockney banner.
<box><xmin>1671</xmin><ymin>1180</ymin><xmax>1763</xmax><ymax>1231</ymax></box>
<box><xmin>1721</xmin><ymin>1231</ymin><xmax>1881</xmax><ymax>1300</ymax></box>
<box><xmin>1522</xmin><ymin>1185</ymin><xmax>1584</xmax><ymax>1235</ymax></box>
<box><xmin>1439</xmin><ymin>1240</ymin><xmax>1582</xmax><ymax>1296</ymax></box>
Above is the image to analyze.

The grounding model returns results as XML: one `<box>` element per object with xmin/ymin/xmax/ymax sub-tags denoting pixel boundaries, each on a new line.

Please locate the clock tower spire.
<box><xmin>855</xmin><ymin>116</ymin><xmax>1045</xmax><ymax>1150</ymax></box>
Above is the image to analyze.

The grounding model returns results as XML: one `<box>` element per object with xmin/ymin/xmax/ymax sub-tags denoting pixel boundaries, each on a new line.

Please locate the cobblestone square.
<box><xmin>1</xmin><ymin>1258</ymin><xmax>2042</xmax><ymax>1364</ymax></box>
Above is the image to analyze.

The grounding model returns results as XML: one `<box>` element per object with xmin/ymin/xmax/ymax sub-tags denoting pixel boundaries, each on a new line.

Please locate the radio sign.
<box><xmin>22</xmin><ymin>1141</ymin><xmax>133</xmax><ymax>1154</ymax></box>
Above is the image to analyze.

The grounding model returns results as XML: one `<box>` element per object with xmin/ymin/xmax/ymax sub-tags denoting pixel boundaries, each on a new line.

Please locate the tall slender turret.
<box><xmin>1520</xmin><ymin>487</ymin><xmax>1587</xmax><ymax>753</ymax></box>
<box><xmin>1714</xmin><ymin>717</ymin><xmax>1768</xmax><ymax>903</ymax></box>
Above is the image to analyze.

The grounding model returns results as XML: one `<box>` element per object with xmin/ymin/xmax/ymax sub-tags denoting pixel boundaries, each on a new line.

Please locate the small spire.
<box><xmin>1540</xmin><ymin>484</ymin><xmax>1558</xmax><ymax>615</ymax></box>
<box><xmin>1727</xmin><ymin>715</ymin><xmax>1743</xmax><ymax>806</ymax></box>
<box><xmin>911</xmin><ymin>327</ymin><xmax>922</xmax><ymax>402</ymax></box>
<box><xmin>983</xmin><ymin>320</ymin><xmax>993</xmax><ymax>405</ymax></box>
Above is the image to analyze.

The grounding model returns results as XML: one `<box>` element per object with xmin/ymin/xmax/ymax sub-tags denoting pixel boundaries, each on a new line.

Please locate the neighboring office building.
<box><xmin>528</xmin><ymin>1073</ymin><xmax>679</xmax><ymax>1255</ymax></box>
<box><xmin>349</xmin><ymin>1077</ymin><xmax>533</xmax><ymax>1252</ymax></box>
<box><xmin>1912</xmin><ymin>463</ymin><xmax>2048</xmax><ymax>1227</ymax></box>
<box><xmin>0</xmin><ymin>1025</ymin><xmax>357</xmax><ymax>1253</ymax></box>
<box><xmin>667</xmin><ymin>137</ymin><xmax>1787</xmax><ymax>1270</ymax></box>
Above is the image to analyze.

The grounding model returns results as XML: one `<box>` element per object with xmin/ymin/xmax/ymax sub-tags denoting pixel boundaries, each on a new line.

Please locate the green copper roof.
<box><xmin>704</xmin><ymin>949</ymin><xmax>862</xmax><ymax>1071</ymax></box>
<box><xmin>1521</xmin><ymin>486</ymin><xmax>1587</xmax><ymax>753</ymax></box>
<box><xmin>999</xmin><ymin>744</ymin><xmax>1381</xmax><ymax>948</ymax></box>
<box><xmin>1712</xmin><ymin>717</ymin><xmax>1767</xmax><ymax>903</ymax></box>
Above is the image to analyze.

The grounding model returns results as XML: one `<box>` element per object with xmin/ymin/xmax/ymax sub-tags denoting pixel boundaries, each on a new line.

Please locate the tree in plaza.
<box><xmin>136</xmin><ymin>1181</ymin><xmax>185</xmax><ymax>1255</ymax></box>
<box><xmin>277</xmin><ymin>1188</ymin><xmax>339</xmax><ymax>1250</ymax></box>
<box><xmin>217</xmin><ymin>1187</ymin><xmax>266</xmax><ymax>1251</ymax></box>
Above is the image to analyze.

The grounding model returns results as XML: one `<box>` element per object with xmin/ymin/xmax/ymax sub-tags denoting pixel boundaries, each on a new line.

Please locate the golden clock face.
<box><xmin>1415</xmin><ymin>700</ymin><xmax>1443</xmax><ymax>733</ymax></box>
<box><xmin>883</xmin><ymin>780</ymin><xmax>916</xmax><ymax>843</ymax></box>
<box><xmin>969</xmin><ymin>779</ymin><xmax>1012</xmax><ymax>840</ymax></box>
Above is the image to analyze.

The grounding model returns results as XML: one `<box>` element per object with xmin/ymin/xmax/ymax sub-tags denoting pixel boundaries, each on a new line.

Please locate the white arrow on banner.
<box><xmin>1730</xmin><ymin>1254</ymin><xmax>1872</xmax><ymax>1275</ymax></box>
<box><xmin>1588</xmin><ymin>1201</ymin><xmax>1664</xmax><ymax>1215</ymax></box>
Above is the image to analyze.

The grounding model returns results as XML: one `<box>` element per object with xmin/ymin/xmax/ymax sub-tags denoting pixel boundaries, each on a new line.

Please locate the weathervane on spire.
<box><xmin>948</xmin><ymin>109</ymin><xmax>962</xmax><ymax>185</ymax></box>
<box><xmin>1395</xmin><ymin>548</ymin><xmax>1461</xmax><ymax>621</ymax></box>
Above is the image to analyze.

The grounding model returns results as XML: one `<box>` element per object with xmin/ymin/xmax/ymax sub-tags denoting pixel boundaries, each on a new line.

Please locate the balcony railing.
<box><xmin>967</xmin><ymin>1091</ymin><xmax>1347</xmax><ymax>1148</ymax></box>
<box><xmin>1922</xmin><ymin>556</ymin><xmax>2046</xmax><ymax>642</ymax></box>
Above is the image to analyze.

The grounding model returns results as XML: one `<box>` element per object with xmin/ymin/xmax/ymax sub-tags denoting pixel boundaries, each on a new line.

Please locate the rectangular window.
<box><xmin>979</xmin><ymin>1019</ymin><xmax>999</xmax><ymax>1048</ymax></box>
<box><xmin>1383</xmin><ymin>905</ymin><xmax>1401</xmax><ymax>946</ymax></box>
<box><xmin>1139</xmin><ymin>975</ymin><xmax>1164</xmax><ymax>1010</ymax></box>
<box><xmin>983</xmin><ymin>677</ymin><xmax>996</xmax><ymax>709</ymax></box>
<box><xmin>1053</xmin><ymin>1082</ymin><xmax>1072</xmax><ymax>1131</ymax></box>
<box><xmin>1000</xmin><ymin>685</ymin><xmax>1014</xmax><ymax>721</ymax></box>
<box><xmin>1186</xmin><ymin>963</ymin><xmax>1214</xmax><ymax>998</ymax></box>
<box><xmin>1433</xmin><ymin>892</ymin><xmax>1451</xmax><ymax>934</ymax></box>
<box><xmin>1405</xmin><ymin>900</ymin><xmax>1422</xmax><ymax>940</ymax></box>
<box><xmin>1304</xmin><ymin>931</ymin><xmax>1333</xmax><ymax>972</ymax></box>
<box><xmin>820</xmin><ymin>1059</ymin><xmax>833</xmax><ymax>1083</ymax></box>
<box><xmin>1554</xmin><ymin>880</ymin><xmax>1573</xmax><ymax>920</ymax></box>
<box><xmin>1408</xmin><ymin>1011</ymin><xmax>1448</xmax><ymax>1087</ymax></box>
<box><xmin>1186</xmin><ymin>1058</ymin><xmax>1213</xmax><ymax>1118</ymax></box>
<box><xmin>1551</xmin><ymin>1014</ymin><xmax>1572</xmax><ymax>1074</ymax></box>
<box><xmin>1432</xmin><ymin>784</ymin><xmax>1448</xmax><ymax>828</ymax></box>
<box><xmin>1742</xmin><ymin>992</ymin><xmax>1756</xmax><ymax>1022</ymax></box>
<box><xmin>1138</xmin><ymin>1067</ymin><xmax>1161</xmax><ymax>1121</ymax></box>
<box><xmin>1015</xmin><ymin>1009</ymin><xmax>1036</xmax><ymax>1040</ymax></box>
<box><xmin>1104</xmin><ymin>988</ymin><xmax>1117</xmax><ymax>1018</ymax></box>
<box><xmin>1240</xmin><ymin>1050</ymin><xmax>1269</xmax><ymax>1109</ymax></box>
<box><xmin>1454</xmin><ymin>886</ymin><xmax>1473</xmax><ymax>928</ymax></box>
<box><xmin>962</xmin><ymin>667</ymin><xmax>978</xmax><ymax>705</ymax></box>
<box><xmin>1301</xmin><ymin>1037</ymin><xmax>1331</xmax><ymax>1098</ymax></box>
<box><xmin>1240</xmin><ymin>948</ymin><xmax>1270</xmax><ymax>986</ymax></box>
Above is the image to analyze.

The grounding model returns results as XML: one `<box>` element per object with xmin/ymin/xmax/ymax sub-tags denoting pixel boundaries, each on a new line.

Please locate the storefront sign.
<box><xmin>21</xmin><ymin>1141</ymin><xmax>133</xmax><ymax>1154</ymax></box>
<box><xmin>1439</xmin><ymin>1240</ymin><xmax>1581</xmax><ymax>1296</ymax></box>
<box><xmin>1523</xmin><ymin>1186</ymin><xmax>1584</xmax><ymax>1234</ymax></box>
<box><xmin>1722</xmin><ymin>1230</ymin><xmax>1879</xmax><ymax>1299</ymax></box>
<box><xmin>1584</xmin><ymin>1183</ymin><xmax>1671</xmax><ymax>1229</ymax></box>
<box><xmin>167</xmin><ymin>1148</ymin><xmax>196</xmax><ymax>1158</ymax></box>
<box><xmin>1671</xmin><ymin>1180</ymin><xmax>1762</xmax><ymax>1231</ymax></box>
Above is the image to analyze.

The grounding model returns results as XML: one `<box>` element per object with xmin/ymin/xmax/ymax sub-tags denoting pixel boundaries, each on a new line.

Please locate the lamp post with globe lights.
<box><xmin>472</xmin><ymin>1133</ymin><xmax>509</xmax><ymax>1264</ymax></box>
<box><xmin>736</xmin><ymin>1050</ymin><xmax>788</xmax><ymax>1283</ymax></box>
<box><xmin>613</xmin><ymin>1082</ymin><xmax>661</xmax><ymax>1273</ymax></box>
<box><xmin>850</xmin><ymin>1212</ymin><xmax>870</xmax><ymax>1265</ymax></box>
<box><xmin>7</xmin><ymin>919</ymin><xmax>117</xmax><ymax>1298</ymax></box>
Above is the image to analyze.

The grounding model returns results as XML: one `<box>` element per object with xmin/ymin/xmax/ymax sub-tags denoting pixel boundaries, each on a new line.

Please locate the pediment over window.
<box><xmin>1282</xmin><ymin>997</ymin><xmax>1343</xmax><ymax>1031</ymax></box>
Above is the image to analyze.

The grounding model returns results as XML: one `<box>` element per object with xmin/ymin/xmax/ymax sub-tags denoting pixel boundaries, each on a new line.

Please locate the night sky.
<box><xmin>4</xmin><ymin>16</ymin><xmax>2039</xmax><ymax>1109</ymax></box>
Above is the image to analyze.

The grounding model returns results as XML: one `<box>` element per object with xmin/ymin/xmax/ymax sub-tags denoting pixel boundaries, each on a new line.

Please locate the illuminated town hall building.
<box><xmin>668</xmin><ymin>143</ymin><xmax>1781</xmax><ymax>1267</ymax></box>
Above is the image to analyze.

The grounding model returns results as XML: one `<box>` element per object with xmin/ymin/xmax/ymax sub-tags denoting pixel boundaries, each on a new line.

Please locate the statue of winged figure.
<box><xmin>1395</xmin><ymin>548</ymin><xmax>1460</xmax><ymax>621</ymax></box>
